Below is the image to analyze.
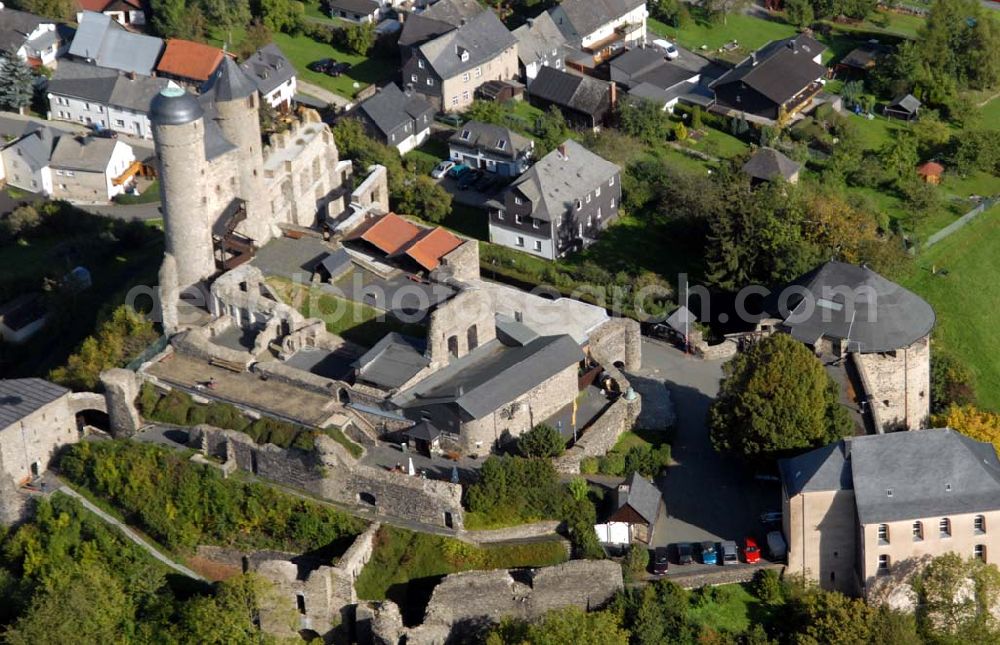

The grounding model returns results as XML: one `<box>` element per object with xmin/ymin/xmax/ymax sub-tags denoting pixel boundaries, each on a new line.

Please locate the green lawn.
<box><xmin>843</xmin><ymin>112</ymin><xmax>911</xmax><ymax>151</ymax></box>
<box><xmin>902</xmin><ymin>206</ymin><xmax>1000</xmax><ymax>410</ymax></box>
<box><xmin>682</xmin><ymin>127</ymin><xmax>749</xmax><ymax>159</ymax></box>
<box><xmin>353</xmin><ymin>526</ymin><xmax>568</xmax><ymax>607</ymax></box>
<box><xmin>819</xmin><ymin>9</ymin><xmax>926</xmax><ymax>40</ymax></box>
<box><xmin>980</xmin><ymin>96</ymin><xmax>1000</xmax><ymax>132</ymax></box>
<box><xmin>272</xmin><ymin>32</ymin><xmax>396</xmax><ymax>99</ymax></box>
<box><xmin>688</xmin><ymin>584</ymin><xmax>764</xmax><ymax>635</ymax></box>
<box><xmin>649</xmin><ymin>13</ymin><xmax>797</xmax><ymax>58</ymax></box>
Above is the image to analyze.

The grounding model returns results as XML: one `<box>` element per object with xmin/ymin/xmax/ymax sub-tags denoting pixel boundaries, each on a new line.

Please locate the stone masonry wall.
<box><xmin>855</xmin><ymin>335</ymin><xmax>930</xmax><ymax>431</ymax></box>
<box><xmin>554</xmin><ymin>396</ymin><xmax>641</xmax><ymax>474</ymax></box>
<box><xmin>0</xmin><ymin>392</ymin><xmax>77</xmax><ymax>486</ymax></box>
<box><xmin>587</xmin><ymin>317</ymin><xmax>642</xmax><ymax>372</ymax></box>
<box><xmin>426</xmin><ymin>287</ymin><xmax>498</xmax><ymax>367</ymax></box>
<box><xmin>438</xmin><ymin>240</ymin><xmax>480</xmax><ymax>284</ymax></box>
<box><xmin>100</xmin><ymin>368</ymin><xmax>141</xmax><ymax>437</ymax></box>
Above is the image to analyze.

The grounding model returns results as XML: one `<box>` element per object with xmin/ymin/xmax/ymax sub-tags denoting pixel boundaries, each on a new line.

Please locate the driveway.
<box><xmin>637</xmin><ymin>339</ymin><xmax>782</xmax><ymax>547</ymax></box>
<box><xmin>296</xmin><ymin>80</ymin><xmax>351</xmax><ymax>109</ymax></box>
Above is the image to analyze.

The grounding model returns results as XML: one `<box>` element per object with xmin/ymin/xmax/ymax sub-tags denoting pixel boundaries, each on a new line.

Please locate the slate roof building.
<box><xmin>608</xmin><ymin>472</ymin><xmax>662</xmax><ymax>543</ymax></box>
<box><xmin>548</xmin><ymin>0</ymin><xmax>648</xmax><ymax>62</ymax></box>
<box><xmin>353</xmin><ymin>333</ymin><xmax>431</xmax><ymax>391</ymax></box>
<box><xmin>741</xmin><ymin>147</ymin><xmax>801</xmax><ymax>184</ymax></box>
<box><xmin>239</xmin><ymin>44</ymin><xmax>297</xmax><ymax>111</ymax></box>
<box><xmin>527</xmin><ymin>66</ymin><xmax>616</xmax><ymax>130</ymax></box>
<box><xmin>710</xmin><ymin>33</ymin><xmax>827</xmax><ymax>122</ymax></box>
<box><xmin>511</xmin><ymin>12</ymin><xmax>568</xmax><ymax>81</ymax></box>
<box><xmin>0</xmin><ymin>5</ymin><xmax>66</xmax><ymax>68</ymax></box>
<box><xmin>354</xmin><ymin>83</ymin><xmax>435</xmax><ymax>154</ymax></box>
<box><xmin>47</xmin><ymin>59</ymin><xmax>172</xmax><ymax>138</ymax></box>
<box><xmin>885</xmin><ymin>93</ymin><xmax>921</xmax><ymax>121</ymax></box>
<box><xmin>49</xmin><ymin>133</ymin><xmax>136</xmax><ymax>202</ymax></box>
<box><xmin>448</xmin><ymin>121</ymin><xmax>534</xmax><ymax>177</ymax></box>
<box><xmin>68</xmin><ymin>11</ymin><xmax>164</xmax><ymax>76</ymax></box>
<box><xmin>762</xmin><ymin>261</ymin><xmax>934</xmax><ymax>432</ymax></box>
<box><xmin>780</xmin><ymin>428</ymin><xmax>1000</xmax><ymax>596</ymax></box>
<box><xmin>327</xmin><ymin>0</ymin><xmax>381</xmax><ymax>24</ymax></box>
<box><xmin>401</xmin><ymin>9</ymin><xmax>518</xmax><ymax>112</ymax></box>
<box><xmin>0</xmin><ymin>124</ymin><xmax>57</xmax><ymax>194</ymax></box>
<box><xmin>398</xmin><ymin>0</ymin><xmax>484</xmax><ymax>55</ymax></box>
<box><xmin>487</xmin><ymin>139</ymin><xmax>621</xmax><ymax>260</ymax></box>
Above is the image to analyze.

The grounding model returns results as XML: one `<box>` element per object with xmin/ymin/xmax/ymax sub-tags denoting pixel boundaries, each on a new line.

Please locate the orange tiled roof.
<box><xmin>156</xmin><ymin>39</ymin><xmax>225</xmax><ymax>82</ymax></box>
<box><xmin>916</xmin><ymin>161</ymin><xmax>944</xmax><ymax>177</ymax></box>
<box><xmin>404</xmin><ymin>227</ymin><xmax>463</xmax><ymax>271</ymax></box>
<box><xmin>347</xmin><ymin>213</ymin><xmax>422</xmax><ymax>256</ymax></box>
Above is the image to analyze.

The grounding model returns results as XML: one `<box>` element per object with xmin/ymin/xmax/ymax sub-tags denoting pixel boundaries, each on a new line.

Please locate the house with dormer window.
<box><xmin>448</xmin><ymin>121</ymin><xmax>533</xmax><ymax>176</ymax></box>
<box><xmin>401</xmin><ymin>9</ymin><xmax>517</xmax><ymax>112</ymax></box>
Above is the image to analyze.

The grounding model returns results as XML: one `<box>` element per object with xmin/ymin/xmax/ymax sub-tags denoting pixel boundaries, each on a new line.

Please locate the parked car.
<box><xmin>652</xmin><ymin>547</ymin><xmax>669</xmax><ymax>575</ymax></box>
<box><xmin>675</xmin><ymin>542</ymin><xmax>693</xmax><ymax>565</ymax></box>
<box><xmin>307</xmin><ymin>58</ymin><xmax>334</xmax><ymax>73</ymax></box>
<box><xmin>472</xmin><ymin>171</ymin><xmax>494</xmax><ymax>191</ymax></box>
<box><xmin>742</xmin><ymin>537</ymin><xmax>762</xmax><ymax>564</ymax></box>
<box><xmin>651</xmin><ymin>38</ymin><xmax>679</xmax><ymax>60</ymax></box>
<box><xmin>447</xmin><ymin>163</ymin><xmax>470</xmax><ymax>179</ymax></box>
<box><xmin>699</xmin><ymin>541</ymin><xmax>717</xmax><ymax>565</ymax></box>
<box><xmin>719</xmin><ymin>540</ymin><xmax>739</xmax><ymax>565</ymax></box>
<box><xmin>458</xmin><ymin>169</ymin><xmax>483</xmax><ymax>189</ymax></box>
<box><xmin>766</xmin><ymin>531</ymin><xmax>787</xmax><ymax>560</ymax></box>
<box><xmin>436</xmin><ymin>113</ymin><xmax>464</xmax><ymax>127</ymax></box>
<box><xmin>431</xmin><ymin>160</ymin><xmax>455</xmax><ymax>179</ymax></box>
<box><xmin>329</xmin><ymin>61</ymin><xmax>352</xmax><ymax>76</ymax></box>
<box><xmin>91</xmin><ymin>124</ymin><xmax>117</xmax><ymax>139</ymax></box>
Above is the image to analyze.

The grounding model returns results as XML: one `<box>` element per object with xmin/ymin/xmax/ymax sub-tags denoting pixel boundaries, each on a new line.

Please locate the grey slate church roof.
<box><xmin>0</xmin><ymin>379</ymin><xmax>69</xmax><ymax>430</ymax></box>
<box><xmin>771</xmin><ymin>261</ymin><xmax>935</xmax><ymax>353</ymax></box>
<box><xmin>780</xmin><ymin>429</ymin><xmax>1000</xmax><ymax>525</ymax></box>
<box><xmin>741</xmin><ymin>147</ymin><xmax>801</xmax><ymax>182</ymax></box>
<box><xmin>417</xmin><ymin>10</ymin><xmax>515</xmax><ymax>80</ymax></box>
<box><xmin>509</xmin><ymin>140</ymin><xmax>619</xmax><ymax>222</ymax></box>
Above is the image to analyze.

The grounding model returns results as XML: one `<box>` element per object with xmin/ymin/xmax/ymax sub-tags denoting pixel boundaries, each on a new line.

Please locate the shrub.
<box><xmin>154</xmin><ymin>389</ymin><xmax>193</xmax><ymax>426</ymax></box>
<box><xmin>579</xmin><ymin>457</ymin><xmax>599</xmax><ymax>475</ymax></box>
<box><xmin>623</xmin><ymin>545</ymin><xmax>650</xmax><ymax>582</ymax></box>
<box><xmin>931</xmin><ymin>351</ymin><xmax>977</xmax><ymax>414</ymax></box>
<box><xmin>751</xmin><ymin>568</ymin><xmax>785</xmax><ymax>604</ymax></box>
<box><xmin>516</xmin><ymin>424</ymin><xmax>566</xmax><ymax>458</ymax></box>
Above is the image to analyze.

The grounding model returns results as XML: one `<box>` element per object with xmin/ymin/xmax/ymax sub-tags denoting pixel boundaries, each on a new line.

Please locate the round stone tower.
<box><xmin>150</xmin><ymin>86</ymin><xmax>215</xmax><ymax>289</ymax></box>
<box><xmin>204</xmin><ymin>57</ymin><xmax>272</xmax><ymax>244</ymax></box>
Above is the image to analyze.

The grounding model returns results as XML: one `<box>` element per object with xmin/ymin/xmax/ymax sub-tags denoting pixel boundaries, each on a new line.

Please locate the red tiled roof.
<box><xmin>404</xmin><ymin>227</ymin><xmax>463</xmax><ymax>271</ymax></box>
<box><xmin>78</xmin><ymin>0</ymin><xmax>142</xmax><ymax>10</ymax></box>
<box><xmin>156</xmin><ymin>39</ymin><xmax>225</xmax><ymax>82</ymax></box>
<box><xmin>346</xmin><ymin>213</ymin><xmax>422</xmax><ymax>256</ymax></box>
<box><xmin>916</xmin><ymin>161</ymin><xmax>944</xmax><ymax>177</ymax></box>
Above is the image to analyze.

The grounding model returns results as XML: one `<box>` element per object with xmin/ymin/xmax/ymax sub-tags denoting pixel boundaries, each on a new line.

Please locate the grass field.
<box><xmin>819</xmin><ymin>9</ymin><xmax>926</xmax><ymax>40</ymax></box>
<box><xmin>649</xmin><ymin>14</ymin><xmax>797</xmax><ymax>55</ymax></box>
<box><xmin>271</xmin><ymin>32</ymin><xmax>395</xmax><ymax>99</ymax></box>
<box><xmin>903</xmin><ymin>206</ymin><xmax>1000</xmax><ymax>410</ymax></box>
<box><xmin>688</xmin><ymin>584</ymin><xmax>762</xmax><ymax>634</ymax></box>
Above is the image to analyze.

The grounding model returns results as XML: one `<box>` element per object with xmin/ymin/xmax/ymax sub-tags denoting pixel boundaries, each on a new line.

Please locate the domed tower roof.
<box><xmin>202</xmin><ymin>55</ymin><xmax>257</xmax><ymax>102</ymax></box>
<box><xmin>150</xmin><ymin>85</ymin><xmax>204</xmax><ymax>126</ymax></box>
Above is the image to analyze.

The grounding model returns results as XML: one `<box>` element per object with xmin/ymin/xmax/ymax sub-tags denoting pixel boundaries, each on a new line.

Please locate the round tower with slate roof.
<box><xmin>150</xmin><ymin>85</ymin><xmax>215</xmax><ymax>289</ymax></box>
<box><xmin>203</xmin><ymin>56</ymin><xmax>272</xmax><ymax>244</ymax></box>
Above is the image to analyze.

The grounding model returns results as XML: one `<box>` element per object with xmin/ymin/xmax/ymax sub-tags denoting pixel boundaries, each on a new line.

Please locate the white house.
<box><xmin>549</xmin><ymin>0</ymin><xmax>648</xmax><ymax>54</ymax></box>
<box><xmin>239</xmin><ymin>44</ymin><xmax>297</xmax><ymax>112</ymax></box>
<box><xmin>512</xmin><ymin>12</ymin><xmax>567</xmax><ymax>82</ymax></box>
<box><xmin>49</xmin><ymin>135</ymin><xmax>136</xmax><ymax>202</ymax></box>
<box><xmin>0</xmin><ymin>5</ymin><xmax>64</xmax><ymax>68</ymax></box>
<box><xmin>75</xmin><ymin>0</ymin><xmax>146</xmax><ymax>27</ymax></box>
<box><xmin>0</xmin><ymin>125</ymin><xmax>55</xmax><ymax>195</ymax></box>
<box><xmin>328</xmin><ymin>0</ymin><xmax>381</xmax><ymax>23</ymax></box>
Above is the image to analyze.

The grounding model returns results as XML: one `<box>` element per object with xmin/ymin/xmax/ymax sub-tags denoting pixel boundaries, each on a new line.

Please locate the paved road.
<box><xmin>56</xmin><ymin>485</ymin><xmax>205</xmax><ymax>580</ymax></box>
<box><xmin>79</xmin><ymin>201</ymin><xmax>162</xmax><ymax>221</ymax></box>
<box><xmin>296</xmin><ymin>79</ymin><xmax>351</xmax><ymax>109</ymax></box>
<box><xmin>637</xmin><ymin>339</ymin><xmax>782</xmax><ymax>548</ymax></box>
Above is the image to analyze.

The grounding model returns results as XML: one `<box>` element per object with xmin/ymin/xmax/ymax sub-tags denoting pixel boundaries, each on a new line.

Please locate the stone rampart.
<box><xmin>588</xmin><ymin>317</ymin><xmax>642</xmax><ymax>372</ymax></box>
<box><xmin>553</xmin><ymin>396</ymin><xmax>641</xmax><ymax>474</ymax></box>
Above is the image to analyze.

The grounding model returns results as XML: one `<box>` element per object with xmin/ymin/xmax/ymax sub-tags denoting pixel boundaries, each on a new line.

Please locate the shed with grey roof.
<box><xmin>528</xmin><ymin>66</ymin><xmax>614</xmax><ymax>129</ymax></box>
<box><xmin>742</xmin><ymin>147</ymin><xmax>801</xmax><ymax>184</ymax></box>
<box><xmin>885</xmin><ymin>93</ymin><xmax>921</xmax><ymax>121</ymax></box>
<box><xmin>609</xmin><ymin>472</ymin><xmax>662</xmax><ymax>543</ymax></box>
<box><xmin>0</xmin><ymin>378</ymin><xmax>69</xmax><ymax>430</ymax></box>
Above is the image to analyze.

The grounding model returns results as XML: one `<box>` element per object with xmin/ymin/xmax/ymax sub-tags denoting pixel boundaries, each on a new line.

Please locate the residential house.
<box><xmin>68</xmin><ymin>11</ymin><xmax>163</xmax><ymax>77</ymax></box>
<box><xmin>835</xmin><ymin>42</ymin><xmax>890</xmax><ymax>76</ymax></box>
<box><xmin>512</xmin><ymin>12</ymin><xmax>567</xmax><ymax>82</ymax></box>
<box><xmin>528</xmin><ymin>66</ymin><xmax>615</xmax><ymax>130</ymax></box>
<box><xmin>156</xmin><ymin>38</ymin><xmax>225</xmax><ymax>86</ymax></box>
<box><xmin>741</xmin><ymin>147</ymin><xmax>801</xmax><ymax>184</ymax></box>
<box><xmin>328</xmin><ymin>0</ymin><xmax>380</xmax><ymax>23</ymax></box>
<box><xmin>0</xmin><ymin>378</ymin><xmax>79</xmax><ymax>488</ymax></box>
<box><xmin>0</xmin><ymin>294</ymin><xmax>48</xmax><ymax>345</ymax></box>
<box><xmin>0</xmin><ymin>5</ymin><xmax>65</xmax><ymax>68</ymax></box>
<box><xmin>75</xmin><ymin>0</ymin><xmax>145</xmax><ymax>27</ymax></box>
<box><xmin>780</xmin><ymin>428</ymin><xmax>1000</xmax><ymax>596</ymax></box>
<box><xmin>488</xmin><ymin>139</ymin><xmax>621</xmax><ymax>259</ymax></box>
<box><xmin>402</xmin><ymin>9</ymin><xmax>518</xmax><ymax>112</ymax></box>
<box><xmin>239</xmin><ymin>44</ymin><xmax>297</xmax><ymax>111</ymax></box>
<box><xmin>397</xmin><ymin>0</ymin><xmax>484</xmax><ymax>57</ymax></box>
<box><xmin>49</xmin><ymin>134</ymin><xmax>136</xmax><ymax>202</ymax></box>
<box><xmin>0</xmin><ymin>124</ymin><xmax>56</xmax><ymax>195</ymax></box>
<box><xmin>448</xmin><ymin>121</ymin><xmax>533</xmax><ymax>176</ymax></box>
<box><xmin>607</xmin><ymin>472</ymin><xmax>662</xmax><ymax>544</ymax></box>
<box><xmin>354</xmin><ymin>83</ymin><xmax>435</xmax><ymax>154</ymax></box>
<box><xmin>549</xmin><ymin>0</ymin><xmax>647</xmax><ymax>62</ymax></box>
<box><xmin>710</xmin><ymin>33</ymin><xmax>827</xmax><ymax>122</ymax></box>
<box><xmin>48</xmin><ymin>59</ymin><xmax>172</xmax><ymax>138</ymax></box>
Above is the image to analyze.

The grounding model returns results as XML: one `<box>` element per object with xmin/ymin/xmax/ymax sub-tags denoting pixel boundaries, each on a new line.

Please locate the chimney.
<box><xmin>127</xmin><ymin>70</ymin><xmax>136</xmax><ymax>80</ymax></box>
<box><xmin>750</xmin><ymin>52</ymin><xmax>757</xmax><ymax>66</ymax></box>
<box><xmin>557</xmin><ymin>143</ymin><xmax>567</xmax><ymax>159</ymax></box>
<box><xmin>609</xmin><ymin>80</ymin><xmax>617</xmax><ymax>108</ymax></box>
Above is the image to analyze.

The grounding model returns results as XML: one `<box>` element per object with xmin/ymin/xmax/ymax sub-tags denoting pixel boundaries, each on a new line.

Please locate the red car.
<box><xmin>742</xmin><ymin>537</ymin><xmax>761</xmax><ymax>564</ymax></box>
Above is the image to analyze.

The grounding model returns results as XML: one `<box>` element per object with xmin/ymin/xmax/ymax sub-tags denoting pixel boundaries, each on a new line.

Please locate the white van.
<box><xmin>651</xmin><ymin>38</ymin><xmax>679</xmax><ymax>60</ymax></box>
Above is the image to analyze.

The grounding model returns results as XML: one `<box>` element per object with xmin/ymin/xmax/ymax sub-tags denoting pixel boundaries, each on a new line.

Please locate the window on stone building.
<box><xmin>878</xmin><ymin>555</ymin><xmax>890</xmax><ymax>573</ymax></box>
<box><xmin>877</xmin><ymin>524</ymin><xmax>889</xmax><ymax>545</ymax></box>
<box><xmin>467</xmin><ymin>325</ymin><xmax>478</xmax><ymax>351</ymax></box>
<box><xmin>975</xmin><ymin>544</ymin><xmax>987</xmax><ymax>561</ymax></box>
<box><xmin>976</xmin><ymin>515</ymin><xmax>986</xmax><ymax>534</ymax></box>
<box><xmin>940</xmin><ymin>518</ymin><xmax>951</xmax><ymax>538</ymax></box>
<box><xmin>296</xmin><ymin>593</ymin><xmax>306</xmax><ymax>614</ymax></box>
<box><xmin>447</xmin><ymin>335</ymin><xmax>459</xmax><ymax>357</ymax></box>
<box><xmin>913</xmin><ymin>521</ymin><xmax>923</xmax><ymax>541</ymax></box>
